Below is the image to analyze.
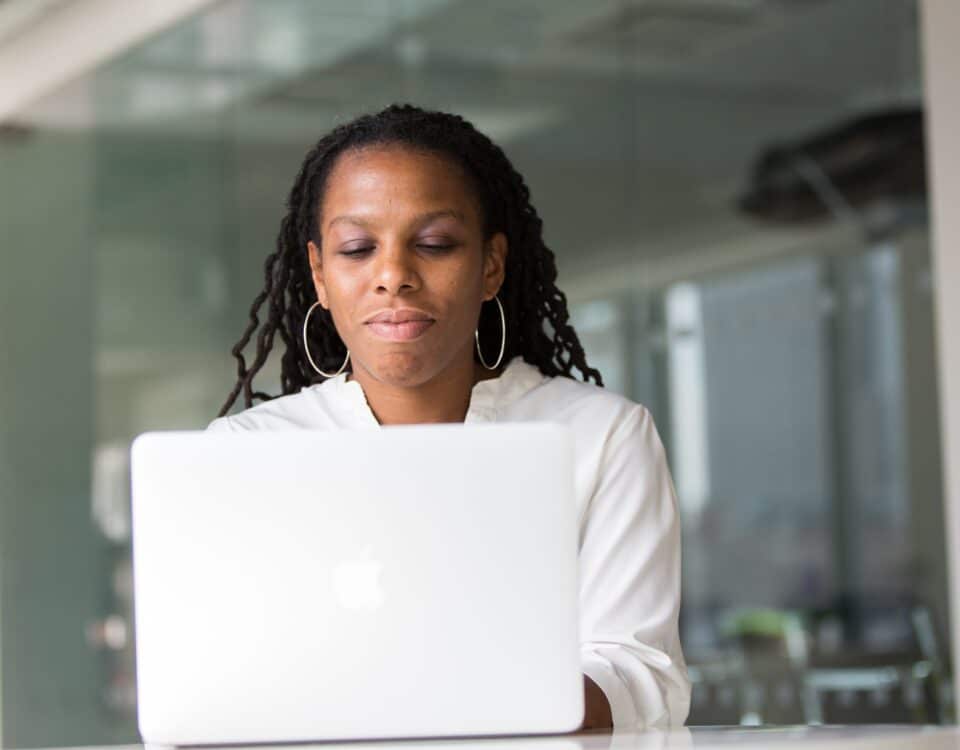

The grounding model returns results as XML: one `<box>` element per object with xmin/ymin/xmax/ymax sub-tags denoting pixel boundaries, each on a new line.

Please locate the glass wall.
<box><xmin>0</xmin><ymin>0</ymin><xmax>942</xmax><ymax>744</ymax></box>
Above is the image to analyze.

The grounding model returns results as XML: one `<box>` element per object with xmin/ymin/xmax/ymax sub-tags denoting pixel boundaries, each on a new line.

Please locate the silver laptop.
<box><xmin>130</xmin><ymin>423</ymin><xmax>583</xmax><ymax>745</ymax></box>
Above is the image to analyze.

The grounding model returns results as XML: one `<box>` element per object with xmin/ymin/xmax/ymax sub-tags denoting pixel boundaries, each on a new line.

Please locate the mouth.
<box><xmin>364</xmin><ymin>308</ymin><xmax>435</xmax><ymax>341</ymax></box>
<box><xmin>364</xmin><ymin>319</ymin><xmax>435</xmax><ymax>341</ymax></box>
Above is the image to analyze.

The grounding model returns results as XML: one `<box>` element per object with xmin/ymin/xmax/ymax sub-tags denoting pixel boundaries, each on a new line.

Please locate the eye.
<box><xmin>340</xmin><ymin>246</ymin><xmax>374</xmax><ymax>258</ymax></box>
<box><xmin>417</xmin><ymin>243</ymin><xmax>457</xmax><ymax>252</ymax></box>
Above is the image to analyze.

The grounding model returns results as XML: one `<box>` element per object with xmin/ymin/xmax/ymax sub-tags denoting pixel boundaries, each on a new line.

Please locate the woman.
<box><xmin>208</xmin><ymin>103</ymin><xmax>690</xmax><ymax>731</ymax></box>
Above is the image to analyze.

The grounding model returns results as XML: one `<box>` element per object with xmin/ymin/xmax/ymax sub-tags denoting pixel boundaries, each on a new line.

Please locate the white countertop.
<box><xmin>47</xmin><ymin>725</ymin><xmax>959</xmax><ymax>750</ymax></box>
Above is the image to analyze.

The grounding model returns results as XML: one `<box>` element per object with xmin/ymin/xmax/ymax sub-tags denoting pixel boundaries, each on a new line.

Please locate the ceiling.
<box><xmin>11</xmin><ymin>0</ymin><xmax>926</xmax><ymax>305</ymax></box>
<box><xmin>18</xmin><ymin>0</ymin><xmax>920</xmax><ymax>137</ymax></box>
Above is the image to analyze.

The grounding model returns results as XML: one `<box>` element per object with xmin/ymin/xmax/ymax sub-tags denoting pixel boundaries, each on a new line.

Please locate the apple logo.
<box><xmin>332</xmin><ymin>545</ymin><xmax>385</xmax><ymax>610</ymax></box>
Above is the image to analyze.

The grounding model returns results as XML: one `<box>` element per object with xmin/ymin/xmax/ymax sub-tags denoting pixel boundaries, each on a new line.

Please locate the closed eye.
<box><xmin>418</xmin><ymin>243</ymin><xmax>456</xmax><ymax>252</ymax></box>
<box><xmin>340</xmin><ymin>247</ymin><xmax>374</xmax><ymax>257</ymax></box>
<box><xmin>339</xmin><ymin>243</ymin><xmax>457</xmax><ymax>257</ymax></box>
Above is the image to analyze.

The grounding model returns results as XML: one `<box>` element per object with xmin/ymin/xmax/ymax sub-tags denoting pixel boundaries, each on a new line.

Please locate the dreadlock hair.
<box><xmin>218</xmin><ymin>103</ymin><xmax>604</xmax><ymax>417</ymax></box>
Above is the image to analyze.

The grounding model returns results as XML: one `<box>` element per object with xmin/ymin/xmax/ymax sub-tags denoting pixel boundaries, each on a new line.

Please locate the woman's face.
<box><xmin>307</xmin><ymin>144</ymin><xmax>507</xmax><ymax>388</ymax></box>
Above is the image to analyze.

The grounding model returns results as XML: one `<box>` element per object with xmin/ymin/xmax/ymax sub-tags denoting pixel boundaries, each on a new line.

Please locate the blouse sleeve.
<box><xmin>578</xmin><ymin>403</ymin><xmax>691</xmax><ymax>730</ymax></box>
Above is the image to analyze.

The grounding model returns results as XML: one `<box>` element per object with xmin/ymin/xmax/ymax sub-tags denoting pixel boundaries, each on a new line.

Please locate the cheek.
<box><xmin>323</xmin><ymin>266</ymin><xmax>363</xmax><ymax>307</ymax></box>
<box><xmin>436</xmin><ymin>263</ymin><xmax>484</xmax><ymax>330</ymax></box>
<box><xmin>318</xmin><ymin>279</ymin><xmax>361</xmax><ymax>340</ymax></box>
<box><xmin>440</xmin><ymin>253</ymin><xmax>485</xmax><ymax>296</ymax></box>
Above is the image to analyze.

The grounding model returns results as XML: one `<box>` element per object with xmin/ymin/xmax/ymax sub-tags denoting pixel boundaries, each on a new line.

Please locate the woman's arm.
<box><xmin>580</xmin><ymin>675</ymin><xmax>613</xmax><ymax>730</ymax></box>
<box><xmin>578</xmin><ymin>403</ymin><xmax>691</xmax><ymax>730</ymax></box>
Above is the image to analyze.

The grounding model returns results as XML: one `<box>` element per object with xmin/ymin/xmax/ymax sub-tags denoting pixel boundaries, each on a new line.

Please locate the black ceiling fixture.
<box><xmin>738</xmin><ymin>107</ymin><xmax>926</xmax><ymax>229</ymax></box>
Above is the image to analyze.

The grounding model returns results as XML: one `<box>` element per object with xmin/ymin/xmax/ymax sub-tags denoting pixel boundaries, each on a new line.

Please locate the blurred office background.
<box><xmin>0</xmin><ymin>0</ymin><xmax>949</xmax><ymax>745</ymax></box>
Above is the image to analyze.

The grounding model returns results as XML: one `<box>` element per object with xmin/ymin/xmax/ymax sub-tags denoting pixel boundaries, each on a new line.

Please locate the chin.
<box><xmin>363</xmin><ymin>350</ymin><xmax>441</xmax><ymax>387</ymax></box>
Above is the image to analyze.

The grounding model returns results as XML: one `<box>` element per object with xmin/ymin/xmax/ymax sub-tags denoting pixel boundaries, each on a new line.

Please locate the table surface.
<box><xmin>37</xmin><ymin>725</ymin><xmax>960</xmax><ymax>750</ymax></box>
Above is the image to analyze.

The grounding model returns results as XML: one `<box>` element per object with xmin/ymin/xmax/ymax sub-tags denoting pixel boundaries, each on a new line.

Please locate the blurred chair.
<box><xmin>806</xmin><ymin>664</ymin><xmax>927</xmax><ymax>723</ymax></box>
<box><xmin>685</xmin><ymin>603</ymin><xmax>950</xmax><ymax>726</ymax></box>
<box><xmin>687</xmin><ymin>608</ymin><xmax>812</xmax><ymax>726</ymax></box>
<box><xmin>804</xmin><ymin>603</ymin><xmax>947</xmax><ymax>724</ymax></box>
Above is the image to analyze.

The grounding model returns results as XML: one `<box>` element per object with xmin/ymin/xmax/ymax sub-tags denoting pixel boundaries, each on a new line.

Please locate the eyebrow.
<box><xmin>326</xmin><ymin>209</ymin><xmax>467</xmax><ymax>232</ymax></box>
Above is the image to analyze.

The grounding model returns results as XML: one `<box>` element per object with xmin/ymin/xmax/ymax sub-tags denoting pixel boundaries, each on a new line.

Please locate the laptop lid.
<box><xmin>130</xmin><ymin>423</ymin><xmax>583</xmax><ymax>745</ymax></box>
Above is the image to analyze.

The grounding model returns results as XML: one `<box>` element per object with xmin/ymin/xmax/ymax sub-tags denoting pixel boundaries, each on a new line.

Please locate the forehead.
<box><xmin>320</xmin><ymin>145</ymin><xmax>481</xmax><ymax>226</ymax></box>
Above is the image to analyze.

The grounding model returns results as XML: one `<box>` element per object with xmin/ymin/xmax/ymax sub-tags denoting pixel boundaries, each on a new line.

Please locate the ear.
<box><xmin>482</xmin><ymin>232</ymin><xmax>508</xmax><ymax>300</ymax></box>
<box><xmin>307</xmin><ymin>240</ymin><xmax>329</xmax><ymax>308</ymax></box>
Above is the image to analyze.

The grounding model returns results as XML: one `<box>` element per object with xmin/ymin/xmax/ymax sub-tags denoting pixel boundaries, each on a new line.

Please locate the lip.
<box><xmin>364</xmin><ymin>308</ymin><xmax>434</xmax><ymax>324</ymax></box>
<box><xmin>364</xmin><ymin>308</ymin><xmax>436</xmax><ymax>341</ymax></box>
<box><xmin>366</xmin><ymin>319</ymin><xmax>435</xmax><ymax>341</ymax></box>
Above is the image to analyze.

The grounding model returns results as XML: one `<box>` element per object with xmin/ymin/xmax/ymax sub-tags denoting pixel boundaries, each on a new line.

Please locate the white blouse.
<box><xmin>207</xmin><ymin>355</ymin><xmax>691</xmax><ymax>730</ymax></box>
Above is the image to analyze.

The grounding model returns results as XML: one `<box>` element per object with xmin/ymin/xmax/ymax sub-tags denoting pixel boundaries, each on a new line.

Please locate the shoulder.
<box><xmin>517</xmin><ymin>368</ymin><xmax>675</xmax><ymax>524</ymax></box>
<box><xmin>519</xmin><ymin>364</ymin><xmax>654</xmax><ymax>437</ymax></box>
<box><xmin>502</xmin><ymin>362</ymin><xmax>666</xmax><ymax>477</ymax></box>
<box><xmin>206</xmin><ymin>380</ymin><xmax>343</xmax><ymax>432</ymax></box>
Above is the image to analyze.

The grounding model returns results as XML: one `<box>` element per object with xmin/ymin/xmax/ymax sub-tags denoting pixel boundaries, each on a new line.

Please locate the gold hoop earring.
<box><xmin>303</xmin><ymin>301</ymin><xmax>350</xmax><ymax>377</ymax></box>
<box><xmin>475</xmin><ymin>294</ymin><xmax>506</xmax><ymax>370</ymax></box>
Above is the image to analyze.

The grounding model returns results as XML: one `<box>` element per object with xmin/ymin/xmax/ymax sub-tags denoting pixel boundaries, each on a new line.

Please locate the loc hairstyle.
<box><xmin>218</xmin><ymin>103</ymin><xmax>603</xmax><ymax>417</ymax></box>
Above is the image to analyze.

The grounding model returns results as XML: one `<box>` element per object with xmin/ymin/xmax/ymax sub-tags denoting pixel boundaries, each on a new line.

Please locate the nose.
<box><xmin>374</xmin><ymin>242</ymin><xmax>420</xmax><ymax>296</ymax></box>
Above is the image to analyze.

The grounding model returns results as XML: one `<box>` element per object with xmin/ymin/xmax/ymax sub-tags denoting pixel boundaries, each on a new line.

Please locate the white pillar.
<box><xmin>920</xmin><ymin>0</ymin><xmax>960</xmax><ymax>715</ymax></box>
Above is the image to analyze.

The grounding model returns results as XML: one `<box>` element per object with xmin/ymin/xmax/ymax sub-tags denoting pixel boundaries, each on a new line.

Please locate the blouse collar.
<box><xmin>321</xmin><ymin>355</ymin><xmax>546</xmax><ymax>426</ymax></box>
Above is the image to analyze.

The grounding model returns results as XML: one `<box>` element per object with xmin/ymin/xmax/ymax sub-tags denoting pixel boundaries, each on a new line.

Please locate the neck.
<box><xmin>347</xmin><ymin>351</ymin><xmax>501</xmax><ymax>426</ymax></box>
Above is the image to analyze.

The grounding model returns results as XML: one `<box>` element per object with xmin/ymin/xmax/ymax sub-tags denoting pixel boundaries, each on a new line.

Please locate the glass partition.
<box><xmin>0</xmin><ymin>0</ymin><xmax>941</xmax><ymax>744</ymax></box>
